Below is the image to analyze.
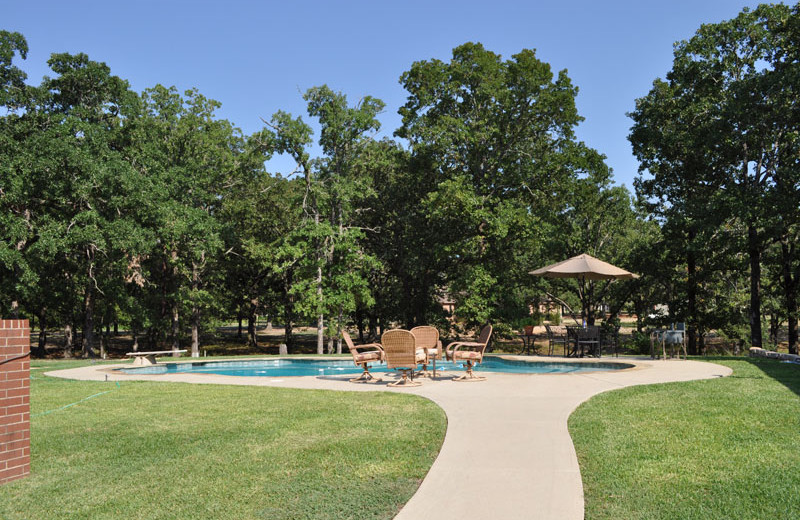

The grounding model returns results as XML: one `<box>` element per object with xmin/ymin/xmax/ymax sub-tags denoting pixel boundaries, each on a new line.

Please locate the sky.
<box><xmin>4</xmin><ymin>0</ymin><xmax>764</xmax><ymax>189</ymax></box>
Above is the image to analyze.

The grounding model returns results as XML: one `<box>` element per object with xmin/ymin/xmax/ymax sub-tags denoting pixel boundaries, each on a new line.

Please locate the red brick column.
<box><xmin>0</xmin><ymin>319</ymin><xmax>30</xmax><ymax>485</ymax></box>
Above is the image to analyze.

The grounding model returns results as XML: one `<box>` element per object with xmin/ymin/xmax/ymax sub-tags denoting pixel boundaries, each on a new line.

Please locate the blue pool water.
<box><xmin>120</xmin><ymin>357</ymin><xmax>633</xmax><ymax>377</ymax></box>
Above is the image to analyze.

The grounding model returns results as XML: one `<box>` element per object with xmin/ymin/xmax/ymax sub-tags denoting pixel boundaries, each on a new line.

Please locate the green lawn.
<box><xmin>0</xmin><ymin>360</ymin><xmax>446</xmax><ymax>520</ymax></box>
<box><xmin>569</xmin><ymin>357</ymin><xmax>800</xmax><ymax>519</ymax></box>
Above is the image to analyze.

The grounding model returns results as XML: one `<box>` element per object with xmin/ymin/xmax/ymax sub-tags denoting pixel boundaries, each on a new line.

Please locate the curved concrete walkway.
<box><xmin>48</xmin><ymin>356</ymin><xmax>731</xmax><ymax>520</ymax></box>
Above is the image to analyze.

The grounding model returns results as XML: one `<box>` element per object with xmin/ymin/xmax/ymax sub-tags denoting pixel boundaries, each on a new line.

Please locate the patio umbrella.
<box><xmin>530</xmin><ymin>253</ymin><xmax>639</xmax><ymax>281</ymax></box>
<box><xmin>530</xmin><ymin>253</ymin><xmax>639</xmax><ymax>326</ymax></box>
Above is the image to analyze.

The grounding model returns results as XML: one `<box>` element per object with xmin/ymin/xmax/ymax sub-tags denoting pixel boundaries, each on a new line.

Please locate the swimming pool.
<box><xmin>119</xmin><ymin>357</ymin><xmax>633</xmax><ymax>377</ymax></box>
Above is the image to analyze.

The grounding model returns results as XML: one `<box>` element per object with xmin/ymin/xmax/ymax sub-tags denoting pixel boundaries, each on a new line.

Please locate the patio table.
<box><xmin>518</xmin><ymin>334</ymin><xmax>538</xmax><ymax>355</ymax></box>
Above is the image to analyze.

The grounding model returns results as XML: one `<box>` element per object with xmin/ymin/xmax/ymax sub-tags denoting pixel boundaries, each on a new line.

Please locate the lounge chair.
<box><xmin>445</xmin><ymin>324</ymin><xmax>492</xmax><ymax>381</ymax></box>
<box><xmin>410</xmin><ymin>326</ymin><xmax>441</xmax><ymax>377</ymax></box>
<box><xmin>342</xmin><ymin>331</ymin><xmax>384</xmax><ymax>383</ymax></box>
<box><xmin>382</xmin><ymin>329</ymin><xmax>426</xmax><ymax>387</ymax></box>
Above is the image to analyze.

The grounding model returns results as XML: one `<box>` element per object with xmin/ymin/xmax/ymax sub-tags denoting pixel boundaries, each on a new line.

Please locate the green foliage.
<box><xmin>515</xmin><ymin>312</ymin><xmax>543</xmax><ymax>329</ymax></box>
<box><xmin>622</xmin><ymin>330</ymin><xmax>651</xmax><ymax>355</ymax></box>
<box><xmin>491</xmin><ymin>321</ymin><xmax>514</xmax><ymax>340</ymax></box>
<box><xmin>546</xmin><ymin>312</ymin><xmax>561</xmax><ymax>325</ymax></box>
<box><xmin>396</xmin><ymin>42</ymin><xmax>596</xmax><ymax>327</ymax></box>
<box><xmin>630</xmin><ymin>3</ymin><xmax>800</xmax><ymax>350</ymax></box>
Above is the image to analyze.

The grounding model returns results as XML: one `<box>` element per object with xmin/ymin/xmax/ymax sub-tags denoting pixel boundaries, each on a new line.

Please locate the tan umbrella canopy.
<box><xmin>531</xmin><ymin>253</ymin><xmax>639</xmax><ymax>326</ymax></box>
<box><xmin>530</xmin><ymin>253</ymin><xmax>639</xmax><ymax>281</ymax></box>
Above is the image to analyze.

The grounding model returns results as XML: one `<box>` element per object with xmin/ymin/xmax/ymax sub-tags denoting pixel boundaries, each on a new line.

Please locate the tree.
<box><xmin>542</xmin><ymin>152</ymin><xmax>640</xmax><ymax>326</ymax></box>
<box><xmin>396</xmin><ymin>42</ymin><xmax>595</xmax><ymax>328</ymax></box>
<box><xmin>259</xmin><ymin>86</ymin><xmax>384</xmax><ymax>353</ymax></box>
<box><xmin>219</xmin><ymin>139</ymin><xmax>302</xmax><ymax>349</ymax></box>
<box><xmin>631</xmin><ymin>4</ymin><xmax>799</xmax><ymax>349</ymax></box>
<box><xmin>131</xmin><ymin>85</ymin><xmax>237</xmax><ymax>357</ymax></box>
<box><xmin>0</xmin><ymin>30</ymin><xmax>31</xmax><ymax>318</ymax></box>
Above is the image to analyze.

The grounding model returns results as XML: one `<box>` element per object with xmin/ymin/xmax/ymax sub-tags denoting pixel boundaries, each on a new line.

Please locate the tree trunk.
<box><xmin>160</xmin><ymin>256</ymin><xmax>169</xmax><ymax>345</ymax></box>
<box><xmin>190</xmin><ymin>262</ymin><xmax>200</xmax><ymax>357</ymax></box>
<box><xmin>132</xmin><ymin>324</ymin><xmax>139</xmax><ymax>352</ymax></box>
<box><xmin>335</xmin><ymin>308</ymin><xmax>343</xmax><ymax>354</ymax></box>
<box><xmin>317</xmin><ymin>264</ymin><xmax>324</xmax><ymax>355</ymax></box>
<box><xmin>82</xmin><ymin>284</ymin><xmax>96</xmax><ymax>358</ymax></box>
<box><xmin>768</xmin><ymin>313</ymin><xmax>779</xmax><ymax>348</ymax></box>
<box><xmin>781</xmin><ymin>241</ymin><xmax>798</xmax><ymax>354</ymax></box>
<box><xmin>248</xmin><ymin>297</ymin><xmax>258</xmax><ymax>348</ymax></box>
<box><xmin>355</xmin><ymin>306</ymin><xmax>365</xmax><ymax>343</ymax></box>
<box><xmin>368</xmin><ymin>313</ymin><xmax>378</xmax><ymax>342</ymax></box>
<box><xmin>99</xmin><ymin>322</ymin><xmax>107</xmax><ymax>359</ymax></box>
<box><xmin>171</xmin><ymin>303</ymin><xmax>180</xmax><ymax>351</ymax></box>
<box><xmin>10</xmin><ymin>300</ymin><xmax>19</xmax><ymax>319</ymax></box>
<box><xmin>686</xmin><ymin>236</ymin><xmax>698</xmax><ymax>355</ymax></box>
<box><xmin>191</xmin><ymin>315</ymin><xmax>199</xmax><ymax>357</ymax></box>
<box><xmin>237</xmin><ymin>308</ymin><xmax>243</xmax><ymax>339</ymax></box>
<box><xmin>582</xmin><ymin>278</ymin><xmax>593</xmax><ymax>326</ymax></box>
<box><xmin>283</xmin><ymin>269</ymin><xmax>295</xmax><ymax>350</ymax></box>
<box><xmin>34</xmin><ymin>309</ymin><xmax>47</xmax><ymax>358</ymax></box>
<box><xmin>63</xmin><ymin>323</ymin><xmax>74</xmax><ymax>358</ymax></box>
<box><xmin>747</xmin><ymin>224</ymin><xmax>763</xmax><ymax>348</ymax></box>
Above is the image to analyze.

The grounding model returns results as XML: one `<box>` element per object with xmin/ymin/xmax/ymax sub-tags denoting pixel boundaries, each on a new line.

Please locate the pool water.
<box><xmin>120</xmin><ymin>357</ymin><xmax>633</xmax><ymax>377</ymax></box>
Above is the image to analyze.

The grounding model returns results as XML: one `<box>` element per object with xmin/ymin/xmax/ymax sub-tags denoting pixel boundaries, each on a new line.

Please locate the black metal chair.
<box><xmin>545</xmin><ymin>324</ymin><xmax>568</xmax><ymax>356</ymax></box>
<box><xmin>576</xmin><ymin>326</ymin><xmax>601</xmax><ymax>357</ymax></box>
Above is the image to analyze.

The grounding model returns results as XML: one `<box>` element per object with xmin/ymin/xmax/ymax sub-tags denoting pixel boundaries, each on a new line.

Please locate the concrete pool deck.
<box><xmin>47</xmin><ymin>356</ymin><xmax>731</xmax><ymax>520</ymax></box>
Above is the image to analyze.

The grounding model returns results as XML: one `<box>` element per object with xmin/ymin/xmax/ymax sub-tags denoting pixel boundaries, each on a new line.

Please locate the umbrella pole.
<box><xmin>581</xmin><ymin>275</ymin><xmax>587</xmax><ymax>328</ymax></box>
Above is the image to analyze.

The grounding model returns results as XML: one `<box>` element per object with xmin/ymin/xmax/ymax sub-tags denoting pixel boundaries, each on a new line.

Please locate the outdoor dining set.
<box><xmin>343</xmin><ymin>325</ymin><xmax>493</xmax><ymax>387</ymax></box>
<box><xmin>519</xmin><ymin>324</ymin><xmax>619</xmax><ymax>358</ymax></box>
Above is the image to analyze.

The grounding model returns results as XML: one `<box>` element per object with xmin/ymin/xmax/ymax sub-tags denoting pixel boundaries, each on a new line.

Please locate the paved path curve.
<box><xmin>48</xmin><ymin>356</ymin><xmax>731</xmax><ymax>519</ymax></box>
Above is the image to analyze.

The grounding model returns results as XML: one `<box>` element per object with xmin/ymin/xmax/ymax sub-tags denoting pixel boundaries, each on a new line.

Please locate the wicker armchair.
<box><xmin>445</xmin><ymin>324</ymin><xmax>492</xmax><ymax>381</ymax></box>
<box><xmin>342</xmin><ymin>331</ymin><xmax>384</xmax><ymax>383</ymax></box>
<box><xmin>382</xmin><ymin>329</ymin><xmax>426</xmax><ymax>387</ymax></box>
<box><xmin>410</xmin><ymin>326</ymin><xmax>441</xmax><ymax>377</ymax></box>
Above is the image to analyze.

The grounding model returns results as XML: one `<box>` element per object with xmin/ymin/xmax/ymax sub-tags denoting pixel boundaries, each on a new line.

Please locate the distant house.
<box><xmin>439</xmin><ymin>295</ymin><xmax>456</xmax><ymax>315</ymax></box>
<box><xmin>532</xmin><ymin>297</ymin><xmax>565</xmax><ymax>317</ymax></box>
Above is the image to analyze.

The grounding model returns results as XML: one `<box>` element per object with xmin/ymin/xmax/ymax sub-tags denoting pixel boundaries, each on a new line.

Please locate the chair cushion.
<box><xmin>453</xmin><ymin>351</ymin><xmax>482</xmax><ymax>360</ymax></box>
<box><xmin>354</xmin><ymin>352</ymin><xmax>381</xmax><ymax>363</ymax></box>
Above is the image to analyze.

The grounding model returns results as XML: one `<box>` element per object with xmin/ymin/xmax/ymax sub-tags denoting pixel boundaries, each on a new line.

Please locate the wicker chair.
<box><xmin>410</xmin><ymin>326</ymin><xmax>441</xmax><ymax>377</ymax></box>
<box><xmin>382</xmin><ymin>329</ymin><xmax>426</xmax><ymax>387</ymax></box>
<box><xmin>445</xmin><ymin>324</ymin><xmax>493</xmax><ymax>381</ymax></box>
<box><xmin>342</xmin><ymin>331</ymin><xmax>384</xmax><ymax>383</ymax></box>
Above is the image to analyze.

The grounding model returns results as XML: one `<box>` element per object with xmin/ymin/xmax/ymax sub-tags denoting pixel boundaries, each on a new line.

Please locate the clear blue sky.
<box><xmin>6</xmin><ymin>0</ymin><xmax>760</xmax><ymax>188</ymax></box>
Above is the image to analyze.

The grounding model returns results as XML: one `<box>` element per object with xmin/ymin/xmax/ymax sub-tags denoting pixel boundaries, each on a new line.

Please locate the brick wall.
<box><xmin>0</xmin><ymin>319</ymin><xmax>30</xmax><ymax>485</ymax></box>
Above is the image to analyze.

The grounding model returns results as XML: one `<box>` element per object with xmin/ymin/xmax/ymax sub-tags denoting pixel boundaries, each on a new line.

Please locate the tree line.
<box><xmin>2</xmin><ymin>3</ymin><xmax>799</xmax><ymax>357</ymax></box>
<box><xmin>630</xmin><ymin>2</ymin><xmax>800</xmax><ymax>355</ymax></box>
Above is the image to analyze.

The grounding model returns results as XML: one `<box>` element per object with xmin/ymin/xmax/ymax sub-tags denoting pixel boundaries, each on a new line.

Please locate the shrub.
<box><xmin>623</xmin><ymin>331</ymin><xmax>651</xmax><ymax>355</ymax></box>
<box><xmin>492</xmin><ymin>322</ymin><xmax>514</xmax><ymax>340</ymax></box>
<box><xmin>547</xmin><ymin>312</ymin><xmax>561</xmax><ymax>325</ymax></box>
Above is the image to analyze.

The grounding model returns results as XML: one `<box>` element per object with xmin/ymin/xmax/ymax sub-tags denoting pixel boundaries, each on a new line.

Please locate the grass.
<box><xmin>569</xmin><ymin>357</ymin><xmax>800</xmax><ymax>519</ymax></box>
<box><xmin>1</xmin><ymin>360</ymin><xmax>447</xmax><ymax>520</ymax></box>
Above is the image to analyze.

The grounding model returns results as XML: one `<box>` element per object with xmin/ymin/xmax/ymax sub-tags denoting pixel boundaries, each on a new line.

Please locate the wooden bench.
<box><xmin>126</xmin><ymin>350</ymin><xmax>187</xmax><ymax>366</ymax></box>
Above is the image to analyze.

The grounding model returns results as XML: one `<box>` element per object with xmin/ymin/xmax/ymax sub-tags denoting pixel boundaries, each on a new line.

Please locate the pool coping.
<box><xmin>45</xmin><ymin>355</ymin><xmax>731</xmax><ymax>520</ymax></box>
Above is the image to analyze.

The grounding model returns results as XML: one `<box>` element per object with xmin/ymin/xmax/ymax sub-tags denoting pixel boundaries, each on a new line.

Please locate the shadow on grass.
<box><xmin>704</xmin><ymin>355</ymin><xmax>800</xmax><ymax>398</ymax></box>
